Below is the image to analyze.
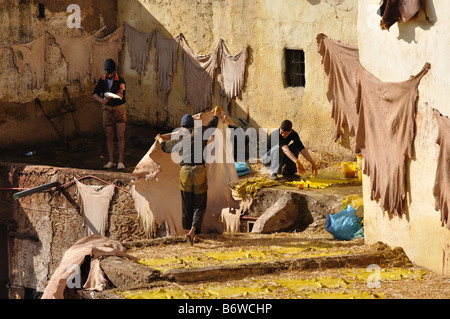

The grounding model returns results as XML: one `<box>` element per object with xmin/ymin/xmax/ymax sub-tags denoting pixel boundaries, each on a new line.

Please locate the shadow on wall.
<box><xmin>0</xmin><ymin>165</ymin><xmax>42</xmax><ymax>299</ymax></box>
<box><xmin>388</xmin><ymin>0</ymin><xmax>436</xmax><ymax>43</ymax></box>
<box><xmin>119</xmin><ymin>1</ymin><xmax>257</xmax><ymax>135</ymax></box>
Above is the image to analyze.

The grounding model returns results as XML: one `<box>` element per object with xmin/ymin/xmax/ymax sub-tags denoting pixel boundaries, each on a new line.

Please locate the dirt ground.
<box><xmin>2</xmin><ymin>126</ymin><xmax>450</xmax><ymax>299</ymax></box>
<box><xmin>117</xmin><ymin>230</ymin><xmax>450</xmax><ymax>299</ymax></box>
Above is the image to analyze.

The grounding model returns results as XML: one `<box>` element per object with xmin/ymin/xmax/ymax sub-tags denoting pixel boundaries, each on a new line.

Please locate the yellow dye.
<box><xmin>342</xmin><ymin>267</ymin><xmax>427</xmax><ymax>282</ymax></box>
<box><xmin>123</xmin><ymin>287</ymin><xmax>200</xmax><ymax>299</ymax></box>
<box><xmin>121</xmin><ymin>277</ymin><xmax>381</xmax><ymax>299</ymax></box>
<box><xmin>234</xmin><ymin>178</ymin><xmax>278</xmax><ymax>199</ymax></box>
<box><xmin>305</xmin><ymin>290</ymin><xmax>383</xmax><ymax>299</ymax></box>
<box><xmin>204</xmin><ymin>284</ymin><xmax>277</xmax><ymax>299</ymax></box>
<box><xmin>276</xmin><ymin>277</ymin><xmax>351</xmax><ymax>292</ymax></box>
<box><xmin>138</xmin><ymin>244</ymin><xmax>350</xmax><ymax>271</ymax></box>
<box><xmin>285</xmin><ymin>177</ymin><xmax>358</xmax><ymax>189</ymax></box>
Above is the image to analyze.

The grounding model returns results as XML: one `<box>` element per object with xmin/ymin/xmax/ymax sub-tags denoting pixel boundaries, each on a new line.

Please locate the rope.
<box><xmin>0</xmin><ymin>175</ymin><xmax>131</xmax><ymax>194</ymax></box>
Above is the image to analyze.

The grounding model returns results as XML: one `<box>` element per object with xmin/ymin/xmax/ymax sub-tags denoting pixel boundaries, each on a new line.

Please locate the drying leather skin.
<box><xmin>155</xmin><ymin>32</ymin><xmax>180</xmax><ymax>105</ymax></box>
<box><xmin>54</xmin><ymin>34</ymin><xmax>93</xmax><ymax>83</ymax></box>
<box><xmin>317</xmin><ymin>33</ymin><xmax>430</xmax><ymax>216</ymax></box>
<box><xmin>219</xmin><ymin>40</ymin><xmax>248</xmax><ymax>102</ymax></box>
<box><xmin>379</xmin><ymin>0</ymin><xmax>430</xmax><ymax>30</ymax></box>
<box><xmin>75</xmin><ymin>180</ymin><xmax>115</xmax><ymax>237</ymax></box>
<box><xmin>11</xmin><ymin>33</ymin><xmax>48</xmax><ymax>89</ymax></box>
<box><xmin>123</xmin><ymin>22</ymin><xmax>154</xmax><ymax>75</ymax></box>
<box><xmin>317</xmin><ymin>34</ymin><xmax>360</xmax><ymax>141</ymax></box>
<box><xmin>91</xmin><ymin>25</ymin><xmax>124</xmax><ymax>82</ymax></box>
<box><xmin>355</xmin><ymin>62</ymin><xmax>430</xmax><ymax>216</ymax></box>
<box><xmin>42</xmin><ymin>235</ymin><xmax>137</xmax><ymax>299</ymax></box>
<box><xmin>180</xmin><ymin>34</ymin><xmax>221</xmax><ymax>113</ymax></box>
<box><xmin>433</xmin><ymin>110</ymin><xmax>450</xmax><ymax>229</ymax></box>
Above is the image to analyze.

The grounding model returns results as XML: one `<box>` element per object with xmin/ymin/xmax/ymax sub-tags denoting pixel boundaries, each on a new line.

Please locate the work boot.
<box><xmin>117</xmin><ymin>163</ymin><xmax>125</xmax><ymax>170</ymax></box>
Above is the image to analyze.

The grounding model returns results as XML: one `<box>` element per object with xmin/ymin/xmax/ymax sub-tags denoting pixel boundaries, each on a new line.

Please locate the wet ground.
<box><xmin>0</xmin><ymin>125</ymin><xmax>166</xmax><ymax>173</ymax></box>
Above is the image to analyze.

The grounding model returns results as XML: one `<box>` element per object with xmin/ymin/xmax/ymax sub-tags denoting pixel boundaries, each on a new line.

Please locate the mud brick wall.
<box><xmin>0</xmin><ymin>163</ymin><xmax>145</xmax><ymax>294</ymax></box>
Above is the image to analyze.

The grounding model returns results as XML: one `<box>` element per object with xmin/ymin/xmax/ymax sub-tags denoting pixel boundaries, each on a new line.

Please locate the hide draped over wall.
<box><xmin>433</xmin><ymin>110</ymin><xmax>450</xmax><ymax>229</ymax></box>
<box><xmin>317</xmin><ymin>33</ymin><xmax>431</xmax><ymax>216</ymax></box>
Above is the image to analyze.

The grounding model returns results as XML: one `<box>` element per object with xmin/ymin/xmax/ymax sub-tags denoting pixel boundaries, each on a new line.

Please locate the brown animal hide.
<box><xmin>41</xmin><ymin>235</ymin><xmax>137</xmax><ymax>299</ymax></box>
<box><xmin>380</xmin><ymin>0</ymin><xmax>430</xmax><ymax>30</ymax></box>
<box><xmin>54</xmin><ymin>34</ymin><xmax>93</xmax><ymax>83</ymax></box>
<box><xmin>432</xmin><ymin>110</ymin><xmax>450</xmax><ymax>229</ymax></box>
<box><xmin>91</xmin><ymin>25</ymin><xmax>124</xmax><ymax>82</ymax></box>
<box><xmin>219</xmin><ymin>40</ymin><xmax>248</xmax><ymax>102</ymax></box>
<box><xmin>180</xmin><ymin>34</ymin><xmax>221</xmax><ymax>113</ymax></box>
<box><xmin>317</xmin><ymin>33</ymin><xmax>430</xmax><ymax>216</ymax></box>
<box><xmin>11</xmin><ymin>33</ymin><xmax>48</xmax><ymax>89</ymax></box>
<box><xmin>355</xmin><ymin>62</ymin><xmax>430</xmax><ymax>216</ymax></box>
<box><xmin>155</xmin><ymin>32</ymin><xmax>180</xmax><ymax>104</ymax></box>
<box><xmin>123</xmin><ymin>22</ymin><xmax>154</xmax><ymax>75</ymax></box>
<box><xmin>316</xmin><ymin>33</ymin><xmax>360</xmax><ymax>141</ymax></box>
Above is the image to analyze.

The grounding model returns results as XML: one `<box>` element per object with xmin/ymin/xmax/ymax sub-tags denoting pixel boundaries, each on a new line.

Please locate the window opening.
<box><xmin>285</xmin><ymin>49</ymin><xmax>305</xmax><ymax>87</ymax></box>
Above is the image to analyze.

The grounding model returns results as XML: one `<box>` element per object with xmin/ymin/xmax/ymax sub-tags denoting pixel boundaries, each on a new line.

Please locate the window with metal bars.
<box><xmin>285</xmin><ymin>49</ymin><xmax>305</xmax><ymax>87</ymax></box>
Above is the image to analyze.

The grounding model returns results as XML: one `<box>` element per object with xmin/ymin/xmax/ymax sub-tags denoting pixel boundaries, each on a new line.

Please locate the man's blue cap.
<box><xmin>180</xmin><ymin>114</ymin><xmax>194</xmax><ymax>128</ymax></box>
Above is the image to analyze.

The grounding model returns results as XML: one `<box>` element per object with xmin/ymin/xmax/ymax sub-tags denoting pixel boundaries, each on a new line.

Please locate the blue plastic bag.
<box><xmin>235</xmin><ymin>162</ymin><xmax>251</xmax><ymax>177</ymax></box>
<box><xmin>325</xmin><ymin>205</ymin><xmax>363</xmax><ymax>240</ymax></box>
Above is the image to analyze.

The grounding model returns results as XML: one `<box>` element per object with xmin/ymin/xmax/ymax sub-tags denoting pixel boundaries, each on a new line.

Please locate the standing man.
<box><xmin>262</xmin><ymin>119</ymin><xmax>318</xmax><ymax>180</ymax></box>
<box><xmin>156</xmin><ymin>106</ymin><xmax>223</xmax><ymax>245</ymax></box>
<box><xmin>92</xmin><ymin>58</ymin><xmax>127</xmax><ymax>170</ymax></box>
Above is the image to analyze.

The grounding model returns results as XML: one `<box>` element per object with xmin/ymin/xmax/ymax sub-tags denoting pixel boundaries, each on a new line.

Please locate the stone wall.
<box><xmin>0</xmin><ymin>163</ymin><xmax>144</xmax><ymax>296</ymax></box>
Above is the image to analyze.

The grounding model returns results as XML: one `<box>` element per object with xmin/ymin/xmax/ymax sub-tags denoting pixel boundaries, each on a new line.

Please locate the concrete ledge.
<box><xmin>100</xmin><ymin>256</ymin><xmax>161</xmax><ymax>290</ymax></box>
<box><xmin>97</xmin><ymin>244</ymin><xmax>408</xmax><ymax>293</ymax></box>
<box><xmin>163</xmin><ymin>251</ymin><xmax>392</xmax><ymax>283</ymax></box>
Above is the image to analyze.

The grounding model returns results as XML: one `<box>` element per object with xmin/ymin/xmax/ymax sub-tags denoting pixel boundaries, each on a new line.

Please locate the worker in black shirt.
<box><xmin>92</xmin><ymin>58</ymin><xmax>127</xmax><ymax>170</ymax></box>
<box><xmin>156</xmin><ymin>106</ymin><xmax>223</xmax><ymax>245</ymax></box>
<box><xmin>262</xmin><ymin>119</ymin><xmax>317</xmax><ymax>180</ymax></box>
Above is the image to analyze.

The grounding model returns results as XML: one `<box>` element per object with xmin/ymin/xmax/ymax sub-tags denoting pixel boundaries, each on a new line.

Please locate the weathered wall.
<box><xmin>358</xmin><ymin>0</ymin><xmax>450</xmax><ymax>276</ymax></box>
<box><xmin>0</xmin><ymin>0</ymin><xmax>118</xmax><ymax>149</ymax></box>
<box><xmin>0</xmin><ymin>163</ymin><xmax>144</xmax><ymax>296</ymax></box>
<box><xmin>117</xmin><ymin>0</ymin><xmax>359</xmax><ymax>155</ymax></box>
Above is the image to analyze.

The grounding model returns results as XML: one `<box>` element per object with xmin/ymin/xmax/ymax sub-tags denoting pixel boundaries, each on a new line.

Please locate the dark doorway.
<box><xmin>0</xmin><ymin>224</ymin><xmax>8</xmax><ymax>299</ymax></box>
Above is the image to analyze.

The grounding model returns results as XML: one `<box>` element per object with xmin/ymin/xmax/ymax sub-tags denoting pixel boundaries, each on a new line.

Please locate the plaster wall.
<box><xmin>358</xmin><ymin>0</ymin><xmax>450</xmax><ymax>276</ymax></box>
<box><xmin>117</xmin><ymin>0</ymin><xmax>359</xmax><ymax>155</ymax></box>
<box><xmin>0</xmin><ymin>0</ymin><xmax>118</xmax><ymax>149</ymax></box>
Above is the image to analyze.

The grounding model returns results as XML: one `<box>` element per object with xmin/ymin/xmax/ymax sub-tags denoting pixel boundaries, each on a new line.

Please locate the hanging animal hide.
<box><xmin>154</xmin><ymin>31</ymin><xmax>180</xmax><ymax>105</ymax></box>
<box><xmin>317</xmin><ymin>33</ymin><xmax>430</xmax><ymax>216</ymax></box>
<box><xmin>123</xmin><ymin>22</ymin><xmax>154</xmax><ymax>75</ymax></box>
<box><xmin>379</xmin><ymin>0</ymin><xmax>430</xmax><ymax>31</ymax></box>
<box><xmin>53</xmin><ymin>34</ymin><xmax>93</xmax><ymax>83</ymax></box>
<box><xmin>91</xmin><ymin>25</ymin><xmax>124</xmax><ymax>82</ymax></box>
<box><xmin>316</xmin><ymin>33</ymin><xmax>360</xmax><ymax>141</ymax></box>
<box><xmin>75</xmin><ymin>180</ymin><xmax>115</xmax><ymax>237</ymax></box>
<box><xmin>432</xmin><ymin>110</ymin><xmax>450</xmax><ymax>229</ymax></box>
<box><xmin>355</xmin><ymin>62</ymin><xmax>430</xmax><ymax>216</ymax></box>
<box><xmin>219</xmin><ymin>40</ymin><xmax>248</xmax><ymax>102</ymax></box>
<box><xmin>131</xmin><ymin>110</ymin><xmax>240</xmax><ymax>237</ymax></box>
<box><xmin>41</xmin><ymin>234</ymin><xmax>137</xmax><ymax>299</ymax></box>
<box><xmin>11</xmin><ymin>33</ymin><xmax>48</xmax><ymax>89</ymax></box>
<box><xmin>180</xmin><ymin>34</ymin><xmax>221</xmax><ymax>113</ymax></box>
